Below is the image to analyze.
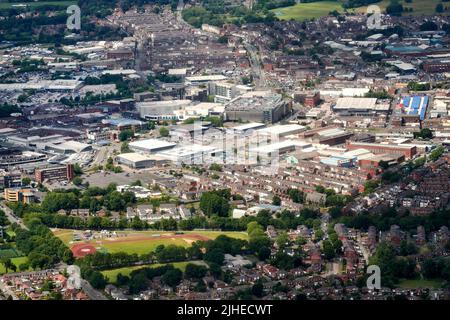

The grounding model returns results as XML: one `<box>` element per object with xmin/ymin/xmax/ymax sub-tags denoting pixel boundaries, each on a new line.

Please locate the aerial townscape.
<box><xmin>1</xmin><ymin>0</ymin><xmax>450</xmax><ymax>304</ymax></box>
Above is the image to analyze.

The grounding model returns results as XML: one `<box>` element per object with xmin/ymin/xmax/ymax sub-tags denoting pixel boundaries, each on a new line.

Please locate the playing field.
<box><xmin>0</xmin><ymin>257</ymin><xmax>29</xmax><ymax>275</ymax></box>
<box><xmin>272</xmin><ymin>0</ymin><xmax>446</xmax><ymax>21</ymax></box>
<box><xmin>102</xmin><ymin>261</ymin><xmax>207</xmax><ymax>283</ymax></box>
<box><xmin>53</xmin><ymin>229</ymin><xmax>248</xmax><ymax>257</ymax></box>
<box><xmin>272</xmin><ymin>1</ymin><xmax>346</xmax><ymax>21</ymax></box>
<box><xmin>398</xmin><ymin>278</ymin><xmax>444</xmax><ymax>289</ymax></box>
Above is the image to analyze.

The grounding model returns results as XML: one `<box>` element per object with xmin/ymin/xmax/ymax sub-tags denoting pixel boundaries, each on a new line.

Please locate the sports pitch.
<box><xmin>53</xmin><ymin>229</ymin><xmax>248</xmax><ymax>257</ymax></box>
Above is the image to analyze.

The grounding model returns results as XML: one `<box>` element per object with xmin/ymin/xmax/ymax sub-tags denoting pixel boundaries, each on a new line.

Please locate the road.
<box><xmin>244</xmin><ymin>42</ymin><xmax>266</xmax><ymax>89</ymax></box>
<box><xmin>0</xmin><ymin>202</ymin><xmax>27</xmax><ymax>230</ymax></box>
<box><xmin>0</xmin><ymin>278</ymin><xmax>19</xmax><ymax>300</ymax></box>
<box><xmin>87</xmin><ymin>143</ymin><xmax>120</xmax><ymax>170</ymax></box>
<box><xmin>80</xmin><ymin>279</ymin><xmax>108</xmax><ymax>300</ymax></box>
<box><xmin>57</xmin><ymin>263</ymin><xmax>108</xmax><ymax>300</ymax></box>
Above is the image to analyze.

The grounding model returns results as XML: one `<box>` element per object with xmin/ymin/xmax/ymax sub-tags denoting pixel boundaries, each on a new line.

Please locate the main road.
<box><xmin>0</xmin><ymin>202</ymin><xmax>27</xmax><ymax>230</ymax></box>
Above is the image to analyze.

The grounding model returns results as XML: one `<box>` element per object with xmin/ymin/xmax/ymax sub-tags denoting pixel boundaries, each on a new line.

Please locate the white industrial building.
<box><xmin>158</xmin><ymin>144</ymin><xmax>223</xmax><ymax>165</ymax></box>
<box><xmin>129</xmin><ymin>139</ymin><xmax>176</xmax><ymax>154</ymax></box>
<box><xmin>256</xmin><ymin>124</ymin><xmax>306</xmax><ymax>138</ymax></box>
<box><xmin>115</xmin><ymin>153</ymin><xmax>169</xmax><ymax>169</ymax></box>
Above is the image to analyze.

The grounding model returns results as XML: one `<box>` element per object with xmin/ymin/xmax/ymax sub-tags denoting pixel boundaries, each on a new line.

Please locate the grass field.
<box><xmin>53</xmin><ymin>229</ymin><xmax>248</xmax><ymax>256</ymax></box>
<box><xmin>0</xmin><ymin>257</ymin><xmax>29</xmax><ymax>275</ymax></box>
<box><xmin>0</xmin><ymin>1</ymin><xmax>76</xmax><ymax>9</ymax></box>
<box><xmin>272</xmin><ymin>1</ymin><xmax>346</xmax><ymax>21</ymax></box>
<box><xmin>398</xmin><ymin>278</ymin><xmax>444</xmax><ymax>289</ymax></box>
<box><xmin>101</xmin><ymin>261</ymin><xmax>205</xmax><ymax>283</ymax></box>
<box><xmin>356</xmin><ymin>0</ymin><xmax>445</xmax><ymax>16</ymax></box>
<box><xmin>0</xmin><ymin>248</ymin><xmax>23</xmax><ymax>259</ymax></box>
<box><xmin>272</xmin><ymin>0</ymin><xmax>447</xmax><ymax>21</ymax></box>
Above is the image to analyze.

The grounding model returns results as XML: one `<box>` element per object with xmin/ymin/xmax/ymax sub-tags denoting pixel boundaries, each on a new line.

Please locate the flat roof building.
<box><xmin>333</xmin><ymin>97</ymin><xmax>390</xmax><ymax>116</ymax></box>
<box><xmin>256</xmin><ymin>124</ymin><xmax>306</xmax><ymax>138</ymax></box>
<box><xmin>129</xmin><ymin>139</ymin><xmax>176</xmax><ymax>154</ymax></box>
<box><xmin>35</xmin><ymin>164</ymin><xmax>74</xmax><ymax>183</ymax></box>
<box><xmin>346</xmin><ymin>142</ymin><xmax>417</xmax><ymax>159</ymax></box>
<box><xmin>115</xmin><ymin>153</ymin><xmax>169</xmax><ymax>169</ymax></box>
<box><xmin>224</xmin><ymin>91</ymin><xmax>291</xmax><ymax>123</ymax></box>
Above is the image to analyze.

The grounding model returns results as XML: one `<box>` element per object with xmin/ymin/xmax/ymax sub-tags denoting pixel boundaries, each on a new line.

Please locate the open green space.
<box><xmin>398</xmin><ymin>278</ymin><xmax>444</xmax><ymax>289</ymax></box>
<box><xmin>0</xmin><ymin>1</ymin><xmax>76</xmax><ymax>9</ymax></box>
<box><xmin>0</xmin><ymin>247</ymin><xmax>23</xmax><ymax>259</ymax></box>
<box><xmin>102</xmin><ymin>261</ymin><xmax>199</xmax><ymax>283</ymax></box>
<box><xmin>53</xmin><ymin>229</ymin><xmax>248</xmax><ymax>256</ymax></box>
<box><xmin>356</xmin><ymin>0</ymin><xmax>446</xmax><ymax>16</ymax></box>
<box><xmin>97</xmin><ymin>238</ymin><xmax>191</xmax><ymax>255</ymax></box>
<box><xmin>0</xmin><ymin>257</ymin><xmax>29</xmax><ymax>275</ymax></box>
<box><xmin>272</xmin><ymin>1</ymin><xmax>347</xmax><ymax>21</ymax></box>
<box><xmin>272</xmin><ymin>0</ymin><xmax>447</xmax><ymax>21</ymax></box>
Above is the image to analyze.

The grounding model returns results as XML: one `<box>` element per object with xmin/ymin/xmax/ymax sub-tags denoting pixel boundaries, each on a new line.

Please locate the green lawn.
<box><xmin>0</xmin><ymin>1</ymin><xmax>76</xmax><ymax>9</ymax></box>
<box><xmin>53</xmin><ymin>229</ymin><xmax>248</xmax><ymax>256</ymax></box>
<box><xmin>0</xmin><ymin>248</ymin><xmax>22</xmax><ymax>259</ymax></box>
<box><xmin>398</xmin><ymin>278</ymin><xmax>444</xmax><ymax>289</ymax></box>
<box><xmin>272</xmin><ymin>1</ymin><xmax>346</xmax><ymax>21</ymax></box>
<box><xmin>52</xmin><ymin>229</ymin><xmax>76</xmax><ymax>245</ymax></box>
<box><xmin>356</xmin><ymin>0</ymin><xmax>446</xmax><ymax>16</ymax></box>
<box><xmin>272</xmin><ymin>0</ymin><xmax>447</xmax><ymax>21</ymax></box>
<box><xmin>102</xmin><ymin>261</ymin><xmax>201</xmax><ymax>283</ymax></box>
<box><xmin>0</xmin><ymin>257</ymin><xmax>29</xmax><ymax>275</ymax></box>
<box><xmin>98</xmin><ymin>238</ymin><xmax>191</xmax><ymax>255</ymax></box>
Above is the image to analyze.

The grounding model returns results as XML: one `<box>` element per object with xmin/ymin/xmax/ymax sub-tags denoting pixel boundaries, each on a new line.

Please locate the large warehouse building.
<box><xmin>401</xmin><ymin>95</ymin><xmax>429</xmax><ymax>121</ymax></box>
<box><xmin>346</xmin><ymin>142</ymin><xmax>417</xmax><ymax>159</ymax></box>
<box><xmin>115</xmin><ymin>153</ymin><xmax>169</xmax><ymax>169</ymax></box>
<box><xmin>332</xmin><ymin>97</ymin><xmax>390</xmax><ymax>116</ymax></box>
<box><xmin>129</xmin><ymin>139</ymin><xmax>176</xmax><ymax>154</ymax></box>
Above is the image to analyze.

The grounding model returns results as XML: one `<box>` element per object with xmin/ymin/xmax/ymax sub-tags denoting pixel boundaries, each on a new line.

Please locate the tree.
<box><xmin>0</xmin><ymin>257</ymin><xmax>15</xmax><ymax>273</ymax></box>
<box><xmin>72</xmin><ymin>176</ymin><xmax>83</xmax><ymax>186</ymax></box>
<box><xmin>118</xmin><ymin>129</ymin><xmax>134</xmax><ymax>142</ymax></box>
<box><xmin>199</xmin><ymin>191</ymin><xmax>230</xmax><ymax>217</ymax></box>
<box><xmin>162</xmin><ymin>268</ymin><xmax>183</xmax><ymax>287</ymax></box>
<box><xmin>276</xmin><ymin>231</ymin><xmax>290</xmax><ymax>249</ymax></box>
<box><xmin>386</xmin><ymin>0</ymin><xmax>404</xmax><ymax>16</ymax></box>
<box><xmin>258</xmin><ymin>246</ymin><xmax>271</xmax><ymax>261</ymax></box>
<box><xmin>420</xmin><ymin>21</ymin><xmax>438</xmax><ymax>31</ymax></box>
<box><xmin>21</xmin><ymin>177</ymin><xmax>31</xmax><ymax>186</ymax></box>
<box><xmin>251</xmin><ymin>281</ymin><xmax>264</xmax><ymax>298</ymax></box>
<box><xmin>121</xmin><ymin>142</ymin><xmax>131</xmax><ymax>153</ymax></box>
<box><xmin>204</xmin><ymin>248</ymin><xmax>225</xmax><ymax>265</ymax></box>
<box><xmin>379</xmin><ymin>160</ymin><xmax>390</xmax><ymax>170</ymax></box>
<box><xmin>272</xmin><ymin>195</ymin><xmax>281</xmax><ymax>206</ymax></box>
<box><xmin>414</xmin><ymin>128</ymin><xmax>433</xmax><ymax>140</ymax></box>
<box><xmin>322</xmin><ymin>240</ymin><xmax>336</xmax><ymax>260</ymax></box>
<box><xmin>87</xmin><ymin>270</ymin><xmax>107</xmax><ymax>289</ymax></box>
<box><xmin>364</xmin><ymin>180</ymin><xmax>379</xmax><ymax>194</ymax></box>
<box><xmin>429</xmin><ymin>146</ymin><xmax>445</xmax><ymax>162</ymax></box>
<box><xmin>159</xmin><ymin>127</ymin><xmax>169</xmax><ymax>137</ymax></box>
<box><xmin>209</xmin><ymin>163</ymin><xmax>223</xmax><ymax>172</ymax></box>
<box><xmin>287</xmin><ymin>189</ymin><xmax>304</xmax><ymax>203</ymax></box>
<box><xmin>184</xmin><ymin>263</ymin><xmax>207</xmax><ymax>279</ymax></box>
<box><xmin>128</xmin><ymin>271</ymin><xmax>148</xmax><ymax>294</ymax></box>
